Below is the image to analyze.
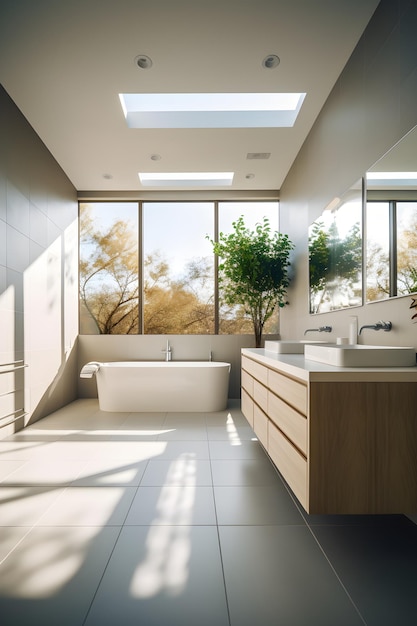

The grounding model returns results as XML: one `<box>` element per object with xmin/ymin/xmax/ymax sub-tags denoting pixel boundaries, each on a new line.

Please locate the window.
<box><xmin>79</xmin><ymin>202</ymin><xmax>139</xmax><ymax>334</ymax></box>
<box><xmin>366</xmin><ymin>200</ymin><xmax>417</xmax><ymax>301</ymax></box>
<box><xmin>79</xmin><ymin>200</ymin><xmax>279</xmax><ymax>334</ymax></box>
<box><xmin>218</xmin><ymin>202</ymin><xmax>279</xmax><ymax>334</ymax></box>
<box><xmin>143</xmin><ymin>202</ymin><xmax>215</xmax><ymax>334</ymax></box>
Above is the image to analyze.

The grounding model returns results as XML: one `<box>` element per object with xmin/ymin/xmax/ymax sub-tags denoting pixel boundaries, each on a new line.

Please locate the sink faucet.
<box><xmin>162</xmin><ymin>340</ymin><xmax>172</xmax><ymax>361</ymax></box>
<box><xmin>304</xmin><ymin>325</ymin><xmax>332</xmax><ymax>335</ymax></box>
<box><xmin>358</xmin><ymin>321</ymin><xmax>392</xmax><ymax>335</ymax></box>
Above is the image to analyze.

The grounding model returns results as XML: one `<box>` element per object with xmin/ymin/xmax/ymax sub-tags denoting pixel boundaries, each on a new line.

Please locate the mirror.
<box><xmin>366</xmin><ymin>126</ymin><xmax>417</xmax><ymax>302</ymax></box>
<box><xmin>308</xmin><ymin>180</ymin><xmax>363</xmax><ymax>314</ymax></box>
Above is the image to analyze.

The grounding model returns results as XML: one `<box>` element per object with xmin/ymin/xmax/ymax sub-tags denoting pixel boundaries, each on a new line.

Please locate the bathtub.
<box><xmin>89</xmin><ymin>361</ymin><xmax>231</xmax><ymax>412</ymax></box>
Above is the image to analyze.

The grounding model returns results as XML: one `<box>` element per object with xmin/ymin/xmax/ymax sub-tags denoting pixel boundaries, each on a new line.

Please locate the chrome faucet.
<box><xmin>304</xmin><ymin>325</ymin><xmax>332</xmax><ymax>335</ymax></box>
<box><xmin>162</xmin><ymin>340</ymin><xmax>172</xmax><ymax>361</ymax></box>
<box><xmin>358</xmin><ymin>321</ymin><xmax>392</xmax><ymax>335</ymax></box>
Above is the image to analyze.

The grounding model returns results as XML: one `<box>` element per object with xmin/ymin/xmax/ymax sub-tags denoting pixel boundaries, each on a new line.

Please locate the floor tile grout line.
<box><xmin>267</xmin><ymin>462</ymin><xmax>369</xmax><ymax>626</ymax></box>
<box><xmin>81</xmin><ymin>524</ymin><xmax>126</xmax><ymax>626</ymax></box>
<box><xmin>208</xmin><ymin>435</ymin><xmax>233</xmax><ymax>626</ymax></box>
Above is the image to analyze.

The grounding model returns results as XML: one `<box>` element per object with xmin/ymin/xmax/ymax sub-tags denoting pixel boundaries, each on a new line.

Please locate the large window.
<box><xmin>79</xmin><ymin>200</ymin><xmax>279</xmax><ymax>334</ymax></box>
<box><xmin>79</xmin><ymin>203</ymin><xmax>139</xmax><ymax>334</ymax></box>
<box><xmin>143</xmin><ymin>202</ymin><xmax>215</xmax><ymax>334</ymax></box>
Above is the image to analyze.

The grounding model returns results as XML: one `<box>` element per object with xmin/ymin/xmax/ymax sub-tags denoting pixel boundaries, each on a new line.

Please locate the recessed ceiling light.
<box><xmin>262</xmin><ymin>55</ymin><xmax>280</xmax><ymax>69</ymax></box>
<box><xmin>138</xmin><ymin>172</ymin><xmax>234</xmax><ymax>187</ymax></box>
<box><xmin>120</xmin><ymin>93</ymin><xmax>306</xmax><ymax>128</ymax></box>
<box><xmin>134</xmin><ymin>55</ymin><xmax>152</xmax><ymax>69</ymax></box>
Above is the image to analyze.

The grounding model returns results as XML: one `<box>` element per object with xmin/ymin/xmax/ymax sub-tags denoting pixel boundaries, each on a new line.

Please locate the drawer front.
<box><xmin>242</xmin><ymin>356</ymin><xmax>268</xmax><ymax>386</ymax></box>
<box><xmin>241</xmin><ymin>369</ymin><xmax>254</xmax><ymax>397</ymax></box>
<box><xmin>268</xmin><ymin>421</ymin><xmax>308</xmax><ymax>509</ymax></box>
<box><xmin>253</xmin><ymin>404</ymin><xmax>268</xmax><ymax>449</ymax></box>
<box><xmin>253</xmin><ymin>379</ymin><xmax>268</xmax><ymax>413</ymax></box>
<box><xmin>241</xmin><ymin>388</ymin><xmax>254</xmax><ymax>427</ymax></box>
<box><xmin>268</xmin><ymin>391</ymin><xmax>307</xmax><ymax>456</ymax></box>
<box><xmin>268</xmin><ymin>369</ymin><xmax>307</xmax><ymax>415</ymax></box>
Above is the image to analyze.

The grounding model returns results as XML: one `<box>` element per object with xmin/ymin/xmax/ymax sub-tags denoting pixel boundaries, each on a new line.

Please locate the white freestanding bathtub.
<box><xmin>85</xmin><ymin>361</ymin><xmax>231</xmax><ymax>412</ymax></box>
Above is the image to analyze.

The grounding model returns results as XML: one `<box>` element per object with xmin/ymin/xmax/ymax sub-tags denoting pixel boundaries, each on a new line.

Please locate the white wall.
<box><xmin>0</xmin><ymin>86</ymin><xmax>79</xmax><ymax>437</ymax></box>
<box><xmin>279</xmin><ymin>0</ymin><xmax>417</xmax><ymax>352</ymax></box>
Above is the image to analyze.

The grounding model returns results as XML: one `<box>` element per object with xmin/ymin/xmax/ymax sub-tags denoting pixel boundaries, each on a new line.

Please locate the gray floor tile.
<box><xmin>72</xmin><ymin>459</ymin><xmax>148</xmax><ymax>487</ymax></box>
<box><xmin>37</xmin><ymin>486</ymin><xmax>137</xmax><ymax>526</ymax></box>
<box><xmin>211</xmin><ymin>458</ymin><xmax>280</xmax><ymax>486</ymax></box>
<box><xmin>0</xmin><ymin>459</ymin><xmax>88</xmax><ymax>486</ymax></box>
<box><xmin>0</xmin><ymin>526</ymin><xmax>120</xmax><ymax>626</ymax></box>
<box><xmin>140</xmin><ymin>458</ymin><xmax>213</xmax><ymax>486</ymax></box>
<box><xmin>207</xmin><ymin>425</ymin><xmax>256</xmax><ymax>441</ymax></box>
<box><xmin>209</xmin><ymin>439</ymin><xmax>267</xmax><ymax>460</ymax></box>
<box><xmin>312</xmin><ymin>520</ymin><xmax>417</xmax><ymax>626</ymax></box>
<box><xmin>219</xmin><ymin>525</ymin><xmax>365</xmax><ymax>626</ymax></box>
<box><xmin>84</xmin><ymin>525</ymin><xmax>229</xmax><ymax>626</ymax></box>
<box><xmin>154</xmin><ymin>440</ymin><xmax>210</xmax><ymax>460</ymax></box>
<box><xmin>157</xmin><ymin>427</ymin><xmax>208</xmax><ymax>441</ymax></box>
<box><xmin>0</xmin><ymin>460</ymin><xmax>27</xmax><ymax>482</ymax></box>
<box><xmin>125</xmin><ymin>486</ymin><xmax>217</xmax><ymax>525</ymax></box>
<box><xmin>214</xmin><ymin>485</ymin><xmax>304</xmax><ymax>525</ymax></box>
<box><xmin>0</xmin><ymin>486</ymin><xmax>65</xmax><ymax>526</ymax></box>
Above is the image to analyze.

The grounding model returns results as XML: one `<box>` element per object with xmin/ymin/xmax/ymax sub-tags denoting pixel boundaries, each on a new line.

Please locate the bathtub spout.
<box><xmin>162</xmin><ymin>340</ymin><xmax>172</xmax><ymax>361</ymax></box>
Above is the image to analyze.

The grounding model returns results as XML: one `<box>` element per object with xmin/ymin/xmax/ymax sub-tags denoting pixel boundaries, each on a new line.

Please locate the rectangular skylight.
<box><xmin>139</xmin><ymin>172</ymin><xmax>234</xmax><ymax>187</ymax></box>
<box><xmin>367</xmin><ymin>172</ymin><xmax>417</xmax><ymax>186</ymax></box>
<box><xmin>120</xmin><ymin>93</ymin><xmax>305</xmax><ymax>128</ymax></box>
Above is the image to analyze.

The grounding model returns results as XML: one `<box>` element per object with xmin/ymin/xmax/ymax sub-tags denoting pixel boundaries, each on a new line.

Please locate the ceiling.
<box><xmin>0</xmin><ymin>0</ymin><xmax>380</xmax><ymax>193</ymax></box>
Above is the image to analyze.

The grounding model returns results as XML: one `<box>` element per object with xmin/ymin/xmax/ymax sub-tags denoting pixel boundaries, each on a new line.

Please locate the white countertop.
<box><xmin>241</xmin><ymin>348</ymin><xmax>417</xmax><ymax>383</ymax></box>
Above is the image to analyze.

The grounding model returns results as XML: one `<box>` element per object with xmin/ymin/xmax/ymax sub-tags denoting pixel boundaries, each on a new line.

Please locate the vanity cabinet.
<box><xmin>241</xmin><ymin>349</ymin><xmax>417</xmax><ymax>514</ymax></box>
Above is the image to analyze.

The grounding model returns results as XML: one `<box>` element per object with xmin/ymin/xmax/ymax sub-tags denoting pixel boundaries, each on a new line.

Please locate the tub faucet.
<box><xmin>304</xmin><ymin>325</ymin><xmax>332</xmax><ymax>335</ymax></box>
<box><xmin>162</xmin><ymin>340</ymin><xmax>172</xmax><ymax>361</ymax></box>
<box><xmin>358</xmin><ymin>321</ymin><xmax>392</xmax><ymax>335</ymax></box>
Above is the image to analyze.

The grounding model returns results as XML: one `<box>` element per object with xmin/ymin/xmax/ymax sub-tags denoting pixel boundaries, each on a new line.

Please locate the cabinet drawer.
<box><xmin>241</xmin><ymin>388</ymin><xmax>254</xmax><ymax>427</ymax></box>
<box><xmin>241</xmin><ymin>369</ymin><xmax>254</xmax><ymax>397</ymax></box>
<box><xmin>268</xmin><ymin>421</ymin><xmax>308</xmax><ymax>509</ymax></box>
<box><xmin>268</xmin><ymin>369</ymin><xmax>307</xmax><ymax>415</ymax></box>
<box><xmin>253</xmin><ymin>379</ymin><xmax>268</xmax><ymax>413</ymax></box>
<box><xmin>242</xmin><ymin>356</ymin><xmax>268</xmax><ymax>386</ymax></box>
<box><xmin>268</xmin><ymin>391</ymin><xmax>307</xmax><ymax>456</ymax></box>
<box><xmin>253</xmin><ymin>404</ymin><xmax>268</xmax><ymax>449</ymax></box>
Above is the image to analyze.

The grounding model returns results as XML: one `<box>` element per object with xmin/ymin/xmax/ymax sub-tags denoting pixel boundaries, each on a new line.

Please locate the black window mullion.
<box><xmin>389</xmin><ymin>200</ymin><xmax>397</xmax><ymax>297</ymax></box>
<box><xmin>138</xmin><ymin>201</ymin><xmax>144</xmax><ymax>333</ymax></box>
<box><xmin>214</xmin><ymin>201</ymin><xmax>219</xmax><ymax>335</ymax></box>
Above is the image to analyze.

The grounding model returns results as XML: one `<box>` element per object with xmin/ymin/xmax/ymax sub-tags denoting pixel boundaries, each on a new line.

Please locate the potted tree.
<box><xmin>209</xmin><ymin>215</ymin><xmax>294</xmax><ymax>347</ymax></box>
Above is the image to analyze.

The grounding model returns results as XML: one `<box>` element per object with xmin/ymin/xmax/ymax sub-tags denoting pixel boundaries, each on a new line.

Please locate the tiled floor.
<box><xmin>1</xmin><ymin>399</ymin><xmax>417</xmax><ymax>625</ymax></box>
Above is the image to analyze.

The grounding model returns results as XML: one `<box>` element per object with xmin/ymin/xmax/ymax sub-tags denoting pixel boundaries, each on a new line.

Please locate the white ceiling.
<box><xmin>0</xmin><ymin>0</ymin><xmax>380</xmax><ymax>193</ymax></box>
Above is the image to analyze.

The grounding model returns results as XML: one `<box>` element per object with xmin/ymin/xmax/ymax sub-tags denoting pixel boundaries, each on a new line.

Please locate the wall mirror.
<box><xmin>308</xmin><ymin>180</ymin><xmax>363</xmax><ymax>314</ymax></box>
<box><xmin>366</xmin><ymin>126</ymin><xmax>417</xmax><ymax>302</ymax></box>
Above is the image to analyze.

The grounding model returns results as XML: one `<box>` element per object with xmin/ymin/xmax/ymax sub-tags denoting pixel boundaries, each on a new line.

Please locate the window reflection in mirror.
<box><xmin>308</xmin><ymin>181</ymin><xmax>363</xmax><ymax>314</ymax></box>
<box><xmin>366</xmin><ymin>125</ymin><xmax>417</xmax><ymax>302</ymax></box>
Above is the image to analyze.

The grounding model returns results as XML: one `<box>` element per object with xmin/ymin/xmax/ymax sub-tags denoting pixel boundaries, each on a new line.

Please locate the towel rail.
<box><xmin>0</xmin><ymin>361</ymin><xmax>28</xmax><ymax>375</ymax></box>
<box><xmin>0</xmin><ymin>411</ymin><xmax>27</xmax><ymax>429</ymax></box>
<box><xmin>0</xmin><ymin>361</ymin><xmax>28</xmax><ymax>428</ymax></box>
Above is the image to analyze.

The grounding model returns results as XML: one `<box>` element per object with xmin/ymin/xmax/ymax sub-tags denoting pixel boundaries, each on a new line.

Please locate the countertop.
<box><xmin>241</xmin><ymin>348</ymin><xmax>417</xmax><ymax>383</ymax></box>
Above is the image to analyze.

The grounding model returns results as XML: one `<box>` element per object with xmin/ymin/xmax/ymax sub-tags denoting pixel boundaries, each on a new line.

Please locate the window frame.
<box><xmin>79</xmin><ymin>198</ymin><xmax>279</xmax><ymax>335</ymax></box>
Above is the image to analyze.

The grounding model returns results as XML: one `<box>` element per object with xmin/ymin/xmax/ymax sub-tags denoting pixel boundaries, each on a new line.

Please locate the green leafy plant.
<box><xmin>208</xmin><ymin>216</ymin><xmax>294</xmax><ymax>347</ymax></box>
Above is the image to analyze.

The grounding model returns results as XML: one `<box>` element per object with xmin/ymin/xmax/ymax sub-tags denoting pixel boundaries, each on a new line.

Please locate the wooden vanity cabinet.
<box><xmin>241</xmin><ymin>351</ymin><xmax>417</xmax><ymax>514</ymax></box>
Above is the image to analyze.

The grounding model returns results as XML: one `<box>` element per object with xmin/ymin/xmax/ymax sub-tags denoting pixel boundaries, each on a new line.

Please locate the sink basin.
<box><xmin>264</xmin><ymin>340</ymin><xmax>326</xmax><ymax>355</ymax></box>
<box><xmin>304</xmin><ymin>344</ymin><xmax>416</xmax><ymax>367</ymax></box>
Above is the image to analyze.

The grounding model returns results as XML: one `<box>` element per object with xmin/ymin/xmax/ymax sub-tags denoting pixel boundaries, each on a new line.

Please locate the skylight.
<box><xmin>139</xmin><ymin>172</ymin><xmax>234</xmax><ymax>187</ymax></box>
<box><xmin>367</xmin><ymin>172</ymin><xmax>417</xmax><ymax>186</ymax></box>
<box><xmin>120</xmin><ymin>93</ymin><xmax>306</xmax><ymax>128</ymax></box>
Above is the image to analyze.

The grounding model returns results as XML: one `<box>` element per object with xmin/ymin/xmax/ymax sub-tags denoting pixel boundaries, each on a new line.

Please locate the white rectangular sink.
<box><xmin>264</xmin><ymin>340</ymin><xmax>326</xmax><ymax>355</ymax></box>
<box><xmin>304</xmin><ymin>344</ymin><xmax>416</xmax><ymax>367</ymax></box>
